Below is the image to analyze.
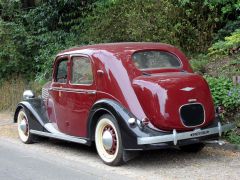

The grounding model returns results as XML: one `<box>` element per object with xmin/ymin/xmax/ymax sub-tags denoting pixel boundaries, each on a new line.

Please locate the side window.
<box><xmin>55</xmin><ymin>59</ymin><xmax>68</xmax><ymax>83</ymax></box>
<box><xmin>71</xmin><ymin>57</ymin><xmax>93</xmax><ymax>85</ymax></box>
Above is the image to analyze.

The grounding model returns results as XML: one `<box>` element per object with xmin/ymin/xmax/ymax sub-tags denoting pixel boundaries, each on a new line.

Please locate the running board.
<box><xmin>30</xmin><ymin>130</ymin><xmax>88</xmax><ymax>144</ymax></box>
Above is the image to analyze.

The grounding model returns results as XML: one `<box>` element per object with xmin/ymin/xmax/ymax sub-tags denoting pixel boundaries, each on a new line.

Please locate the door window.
<box><xmin>71</xmin><ymin>57</ymin><xmax>93</xmax><ymax>85</ymax></box>
<box><xmin>55</xmin><ymin>59</ymin><xmax>68</xmax><ymax>83</ymax></box>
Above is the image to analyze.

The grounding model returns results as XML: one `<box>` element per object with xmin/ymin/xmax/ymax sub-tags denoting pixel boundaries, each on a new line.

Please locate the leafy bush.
<box><xmin>78</xmin><ymin>0</ymin><xmax>179</xmax><ymax>45</ymax></box>
<box><xmin>34</xmin><ymin>31</ymin><xmax>78</xmax><ymax>81</ymax></box>
<box><xmin>225</xmin><ymin>129</ymin><xmax>240</xmax><ymax>144</ymax></box>
<box><xmin>1</xmin><ymin>0</ymin><xmax>240</xmax><ymax>82</ymax></box>
<box><xmin>189</xmin><ymin>54</ymin><xmax>210</xmax><ymax>74</ymax></box>
<box><xmin>204</xmin><ymin>76</ymin><xmax>240</xmax><ymax>111</ymax></box>
<box><xmin>0</xmin><ymin>0</ymin><xmax>36</xmax><ymax>80</ymax></box>
<box><xmin>21</xmin><ymin>0</ymin><xmax>96</xmax><ymax>81</ymax></box>
<box><xmin>206</xmin><ymin>55</ymin><xmax>240</xmax><ymax>79</ymax></box>
<box><xmin>78</xmin><ymin>0</ymin><xmax>231</xmax><ymax>53</ymax></box>
<box><xmin>0</xmin><ymin>0</ymin><xmax>96</xmax><ymax>82</ymax></box>
<box><xmin>208</xmin><ymin>29</ymin><xmax>240</xmax><ymax>56</ymax></box>
<box><xmin>214</xmin><ymin>20</ymin><xmax>240</xmax><ymax>42</ymax></box>
<box><xmin>191</xmin><ymin>52</ymin><xmax>240</xmax><ymax>79</ymax></box>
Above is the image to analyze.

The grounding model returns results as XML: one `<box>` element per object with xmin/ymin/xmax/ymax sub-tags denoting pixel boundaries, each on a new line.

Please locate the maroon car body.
<box><xmin>14</xmin><ymin>43</ymin><xmax>234</xmax><ymax>166</ymax></box>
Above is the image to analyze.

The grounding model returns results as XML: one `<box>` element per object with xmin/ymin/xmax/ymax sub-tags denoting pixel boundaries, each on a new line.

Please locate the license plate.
<box><xmin>190</xmin><ymin>130</ymin><xmax>209</xmax><ymax>137</ymax></box>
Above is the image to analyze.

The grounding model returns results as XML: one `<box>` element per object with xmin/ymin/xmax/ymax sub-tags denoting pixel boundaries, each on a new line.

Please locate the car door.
<box><xmin>65</xmin><ymin>55</ymin><xmax>96</xmax><ymax>137</ymax></box>
<box><xmin>48</xmin><ymin>55</ymin><xmax>70</xmax><ymax>134</ymax></box>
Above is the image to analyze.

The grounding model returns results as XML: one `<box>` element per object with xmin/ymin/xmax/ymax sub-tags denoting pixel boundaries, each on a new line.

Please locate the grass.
<box><xmin>0</xmin><ymin>77</ymin><xmax>41</xmax><ymax>111</ymax></box>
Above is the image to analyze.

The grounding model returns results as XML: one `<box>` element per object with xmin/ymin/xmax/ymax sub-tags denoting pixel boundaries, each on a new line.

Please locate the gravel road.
<box><xmin>0</xmin><ymin>112</ymin><xmax>240</xmax><ymax>180</ymax></box>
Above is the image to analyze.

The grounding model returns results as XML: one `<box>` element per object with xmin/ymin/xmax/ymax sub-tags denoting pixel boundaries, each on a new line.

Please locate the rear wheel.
<box><xmin>179</xmin><ymin>143</ymin><xmax>205</xmax><ymax>152</ymax></box>
<box><xmin>17</xmin><ymin>108</ymin><xmax>34</xmax><ymax>144</ymax></box>
<box><xmin>95</xmin><ymin>114</ymin><xmax>124</xmax><ymax>166</ymax></box>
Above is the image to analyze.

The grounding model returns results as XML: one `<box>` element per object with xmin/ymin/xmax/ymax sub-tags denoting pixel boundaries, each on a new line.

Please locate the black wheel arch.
<box><xmin>14</xmin><ymin>99</ymin><xmax>49</xmax><ymax>132</ymax></box>
<box><xmin>87</xmin><ymin>99</ymin><xmax>146</xmax><ymax>149</ymax></box>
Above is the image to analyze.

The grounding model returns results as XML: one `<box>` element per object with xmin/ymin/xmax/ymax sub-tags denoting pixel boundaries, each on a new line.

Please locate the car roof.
<box><xmin>57</xmin><ymin>42</ymin><xmax>177</xmax><ymax>56</ymax></box>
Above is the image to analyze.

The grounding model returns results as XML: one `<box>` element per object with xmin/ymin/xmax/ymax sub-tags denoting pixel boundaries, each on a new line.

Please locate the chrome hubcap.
<box><xmin>102</xmin><ymin>130</ymin><xmax>113</xmax><ymax>150</ymax></box>
<box><xmin>20</xmin><ymin>119</ymin><xmax>27</xmax><ymax>134</ymax></box>
<box><xmin>102</xmin><ymin>125</ymin><xmax>117</xmax><ymax>155</ymax></box>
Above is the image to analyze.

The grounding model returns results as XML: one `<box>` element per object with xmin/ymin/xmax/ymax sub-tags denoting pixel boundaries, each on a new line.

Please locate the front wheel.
<box><xmin>17</xmin><ymin>108</ymin><xmax>34</xmax><ymax>144</ymax></box>
<box><xmin>95</xmin><ymin>114</ymin><xmax>124</xmax><ymax>166</ymax></box>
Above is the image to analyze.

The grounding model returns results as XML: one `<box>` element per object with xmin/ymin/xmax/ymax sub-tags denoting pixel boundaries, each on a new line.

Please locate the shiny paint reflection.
<box><xmin>44</xmin><ymin>43</ymin><xmax>216</xmax><ymax>137</ymax></box>
<box><xmin>94</xmin><ymin>51</ymin><xmax>146</xmax><ymax>120</ymax></box>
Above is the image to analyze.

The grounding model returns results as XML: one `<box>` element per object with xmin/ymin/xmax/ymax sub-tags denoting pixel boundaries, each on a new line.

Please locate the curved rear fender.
<box><xmin>87</xmin><ymin>99</ymin><xmax>147</xmax><ymax>149</ymax></box>
<box><xmin>14</xmin><ymin>99</ymin><xmax>48</xmax><ymax>132</ymax></box>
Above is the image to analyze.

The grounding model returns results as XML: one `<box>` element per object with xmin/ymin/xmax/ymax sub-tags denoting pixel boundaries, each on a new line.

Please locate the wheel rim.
<box><xmin>17</xmin><ymin>110</ymin><xmax>29</xmax><ymax>142</ymax></box>
<box><xmin>102</xmin><ymin>125</ymin><xmax>117</xmax><ymax>155</ymax></box>
<box><xmin>95</xmin><ymin>118</ymin><xmax>119</xmax><ymax>163</ymax></box>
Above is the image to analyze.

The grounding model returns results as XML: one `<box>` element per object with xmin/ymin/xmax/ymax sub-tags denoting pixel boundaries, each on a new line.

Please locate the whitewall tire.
<box><xmin>95</xmin><ymin>114</ymin><xmax>124</xmax><ymax>166</ymax></box>
<box><xmin>17</xmin><ymin>109</ymin><xmax>34</xmax><ymax>144</ymax></box>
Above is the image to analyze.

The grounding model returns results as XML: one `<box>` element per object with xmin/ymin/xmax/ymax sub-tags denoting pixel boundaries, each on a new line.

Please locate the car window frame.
<box><xmin>69</xmin><ymin>55</ymin><xmax>95</xmax><ymax>87</ymax></box>
<box><xmin>53</xmin><ymin>56</ymin><xmax>69</xmax><ymax>84</ymax></box>
<box><xmin>131</xmin><ymin>50</ymin><xmax>183</xmax><ymax>71</ymax></box>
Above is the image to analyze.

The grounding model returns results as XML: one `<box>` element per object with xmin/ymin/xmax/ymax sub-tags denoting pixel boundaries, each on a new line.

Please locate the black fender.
<box><xmin>14</xmin><ymin>98</ymin><xmax>49</xmax><ymax>132</ymax></box>
<box><xmin>87</xmin><ymin>99</ymin><xmax>149</xmax><ymax>150</ymax></box>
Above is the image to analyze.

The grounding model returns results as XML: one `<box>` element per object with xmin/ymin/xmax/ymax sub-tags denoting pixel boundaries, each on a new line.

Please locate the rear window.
<box><xmin>132</xmin><ymin>51</ymin><xmax>181</xmax><ymax>70</ymax></box>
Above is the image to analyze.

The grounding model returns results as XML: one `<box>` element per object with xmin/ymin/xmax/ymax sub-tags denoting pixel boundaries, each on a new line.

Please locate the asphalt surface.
<box><xmin>0</xmin><ymin>138</ymin><xmax>131</xmax><ymax>180</ymax></box>
<box><xmin>0</xmin><ymin>112</ymin><xmax>240</xmax><ymax>180</ymax></box>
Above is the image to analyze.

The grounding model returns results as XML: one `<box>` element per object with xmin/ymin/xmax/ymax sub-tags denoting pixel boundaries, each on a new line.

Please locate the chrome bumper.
<box><xmin>137</xmin><ymin>122</ymin><xmax>235</xmax><ymax>145</ymax></box>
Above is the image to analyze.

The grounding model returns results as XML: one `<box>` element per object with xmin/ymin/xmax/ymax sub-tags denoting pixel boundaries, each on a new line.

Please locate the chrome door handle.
<box><xmin>86</xmin><ymin>91</ymin><xmax>96</xmax><ymax>95</ymax></box>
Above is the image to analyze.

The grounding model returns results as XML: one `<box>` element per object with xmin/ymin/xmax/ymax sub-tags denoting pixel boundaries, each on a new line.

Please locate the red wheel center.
<box><xmin>102</xmin><ymin>125</ymin><xmax>117</xmax><ymax>155</ymax></box>
<box><xmin>23</xmin><ymin>117</ymin><xmax>29</xmax><ymax>135</ymax></box>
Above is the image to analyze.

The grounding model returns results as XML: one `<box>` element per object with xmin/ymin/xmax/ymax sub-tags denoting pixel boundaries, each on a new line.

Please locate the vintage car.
<box><xmin>14</xmin><ymin>42</ymin><xmax>234</xmax><ymax>166</ymax></box>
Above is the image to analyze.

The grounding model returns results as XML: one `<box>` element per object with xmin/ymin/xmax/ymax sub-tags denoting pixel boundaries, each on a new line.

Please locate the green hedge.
<box><xmin>204</xmin><ymin>76</ymin><xmax>240</xmax><ymax>111</ymax></box>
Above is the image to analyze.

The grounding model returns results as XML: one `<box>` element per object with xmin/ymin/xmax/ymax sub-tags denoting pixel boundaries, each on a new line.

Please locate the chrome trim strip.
<box><xmin>137</xmin><ymin>123</ymin><xmax>235</xmax><ymax>145</ymax></box>
<box><xmin>69</xmin><ymin>82</ymin><xmax>93</xmax><ymax>86</ymax></box>
<box><xmin>44</xmin><ymin>123</ymin><xmax>64</xmax><ymax>135</ymax></box>
<box><xmin>30</xmin><ymin>130</ymin><xmax>87</xmax><ymax>144</ymax></box>
<box><xmin>188</xmin><ymin>99</ymin><xmax>197</xmax><ymax>103</ymax></box>
<box><xmin>51</xmin><ymin>87</ymin><xmax>96</xmax><ymax>94</ymax></box>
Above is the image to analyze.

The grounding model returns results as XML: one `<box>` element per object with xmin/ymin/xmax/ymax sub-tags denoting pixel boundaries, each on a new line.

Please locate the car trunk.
<box><xmin>132</xmin><ymin>72</ymin><xmax>215</xmax><ymax>131</ymax></box>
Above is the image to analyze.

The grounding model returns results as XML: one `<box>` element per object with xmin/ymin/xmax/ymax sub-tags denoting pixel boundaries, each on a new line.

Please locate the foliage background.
<box><xmin>0</xmin><ymin>0</ymin><xmax>239</xmax><ymax>82</ymax></box>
